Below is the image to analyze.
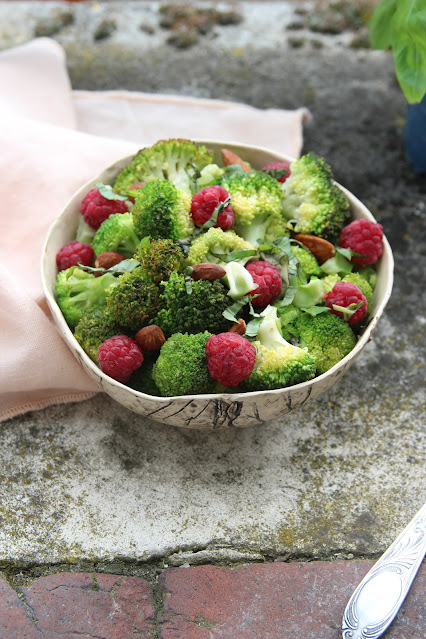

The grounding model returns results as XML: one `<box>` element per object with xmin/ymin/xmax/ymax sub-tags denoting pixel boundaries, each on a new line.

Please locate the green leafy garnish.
<box><xmin>199</xmin><ymin>197</ymin><xmax>232</xmax><ymax>230</ymax></box>
<box><xmin>96</xmin><ymin>182</ymin><xmax>128</xmax><ymax>201</ymax></box>
<box><xmin>77</xmin><ymin>258</ymin><xmax>141</xmax><ymax>276</ymax></box>
<box><xmin>332</xmin><ymin>302</ymin><xmax>364</xmax><ymax>322</ymax></box>
<box><xmin>222</xmin><ymin>295</ymin><xmax>251</xmax><ymax>322</ymax></box>
<box><xmin>244</xmin><ymin>316</ymin><xmax>264</xmax><ymax>337</ymax></box>
<box><xmin>224</xmin><ymin>248</ymin><xmax>258</xmax><ymax>262</ymax></box>
<box><xmin>301</xmin><ymin>306</ymin><xmax>331</xmax><ymax>316</ymax></box>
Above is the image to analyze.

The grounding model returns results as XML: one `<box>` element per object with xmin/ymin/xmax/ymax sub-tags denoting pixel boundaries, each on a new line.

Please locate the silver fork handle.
<box><xmin>342</xmin><ymin>502</ymin><xmax>426</xmax><ymax>639</ymax></box>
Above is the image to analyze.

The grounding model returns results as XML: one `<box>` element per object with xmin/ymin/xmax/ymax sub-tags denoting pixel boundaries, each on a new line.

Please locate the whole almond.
<box><xmin>221</xmin><ymin>148</ymin><xmax>253</xmax><ymax>172</ymax></box>
<box><xmin>94</xmin><ymin>251</ymin><xmax>125</xmax><ymax>270</ymax></box>
<box><xmin>189</xmin><ymin>263</ymin><xmax>227</xmax><ymax>281</ymax></box>
<box><xmin>135</xmin><ymin>325</ymin><xmax>166</xmax><ymax>352</ymax></box>
<box><xmin>293</xmin><ymin>234</ymin><xmax>336</xmax><ymax>265</ymax></box>
<box><xmin>228</xmin><ymin>318</ymin><xmax>246</xmax><ymax>336</ymax></box>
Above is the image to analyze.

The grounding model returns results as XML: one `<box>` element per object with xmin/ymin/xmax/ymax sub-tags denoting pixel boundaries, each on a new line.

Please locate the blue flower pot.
<box><xmin>405</xmin><ymin>93</ymin><xmax>426</xmax><ymax>174</ymax></box>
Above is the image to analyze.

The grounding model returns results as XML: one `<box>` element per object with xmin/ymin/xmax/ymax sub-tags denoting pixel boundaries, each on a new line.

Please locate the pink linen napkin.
<box><xmin>0</xmin><ymin>38</ymin><xmax>309</xmax><ymax>422</ymax></box>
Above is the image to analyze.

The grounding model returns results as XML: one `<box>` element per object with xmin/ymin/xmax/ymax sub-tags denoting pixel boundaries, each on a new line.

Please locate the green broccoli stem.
<box><xmin>293</xmin><ymin>278</ymin><xmax>324</xmax><ymax>309</ymax></box>
<box><xmin>257</xmin><ymin>306</ymin><xmax>290</xmax><ymax>350</ymax></box>
<box><xmin>234</xmin><ymin>213</ymin><xmax>274</xmax><ymax>246</ymax></box>
<box><xmin>222</xmin><ymin>262</ymin><xmax>257</xmax><ymax>300</ymax></box>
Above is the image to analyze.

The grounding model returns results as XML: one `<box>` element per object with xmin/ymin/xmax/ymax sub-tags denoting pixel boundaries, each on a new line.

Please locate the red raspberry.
<box><xmin>56</xmin><ymin>240</ymin><xmax>94</xmax><ymax>271</ymax></box>
<box><xmin>339</xmin><ymin>219</ymin><xmax>383</xmax><ymax>266</ymax></box>
<box><xmin>191</xmin><ymin>186</ymin><xmax>235</xmax><ymax>230</ymax></box>
<box><xmin>246</xmin><ymin>260</ymin><xmax>282</xmax><ymax>308</ymax></box>
<box><xmin>261</xmin><ymin>162</ymin><xmax>291</xmax><ymax>183</ymax></box>
<box><xmin>98</xmin><ymin>335</ymin><xmax>144</xmax><ymax>383</ymax></box>
<box><xmin>206</xmin><ymin>333</ymin><xmax>256</xmax><ymax>387</ymax></box>
<box><xmin>324</xmin><ymin>282</ymin><xmax>368</xmax><ymax>325</ymax></box>
<box><xmin>80</xmin><ymin>188</ymin><xmax>128</xmax><ymax>230</ymax></box>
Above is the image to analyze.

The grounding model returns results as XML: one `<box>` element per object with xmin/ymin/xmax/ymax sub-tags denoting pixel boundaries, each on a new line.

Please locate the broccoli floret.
<box><xmin>134</xmin><ymin>237</ymin><xmax>184</xmax><ymax>284</ymax></box>
<box><xmin>321</xmin><ymin>273</ymin><xmax>341</xmax><ymax>295</ymax></box>
<box><xmin>113</xmin><ymin>138</ymin><xmax>213</xmax><ymax>195</ymax></box>
<box><xmin>185</xmin><ymin>227</ymin><xmax>258</xmax><ymax>299</ymax></box>
<box><xmin>282</xmin><ymin>307</ymin><xmax>357</xmax><ymax>375</ymax></box>
<box><xmin>196</xmin><ymin>163</ymin><xmax>225</xmax><ymax>187</ymax></box>
<box><xmin>92</xmin><ymin>212</ymin><xmax>141</xmax><ymax>258</ymax></box>
<box><xmin>74</xmin><ymin>309</ymin><xmax>125</xmax><ymax>362</ymax></box>
<box><xmin>132</xmin><ymin>179</ymin><xmax>194</xmax><ymax>241</ymax></box>
<box><xmin>356</xmin><ymin>265</ymin><xmax>378</xmax><ymax>290</ymax></box>
<box><xmin>220</xmin><ymin>171</ymin><xmax>289</xmax><ymax>245</ymax></box>
<box><xmin>55</xmin><ymin>266</ymin><xmax>119</xmax><ymax>329</ymax></box>
<box><xmin>106</xmin><ymin>270</ymin><xmax>161</xmax><ymax>331</ymax></box>
<box><xmin>127</xmin><ymin>354</ymin><xmax>161</xmax><ymax>395</ymax></box>
<box><xmin>186</xmin><ymin>227</ymin><xmax>255</xmax><ymax>265</ymax></box>
<box><xmin>155</xmin><ymin>272</ymin><xmax>232</xmax><ymax>336</ymax></box>
<box><xmin>291</xmin><ymin>244</ymin><xmax>322</xmax><ymax>277</ymax></box>
<box><xmin>282</xmin><ymin>153</ymin><xmax>350</xmax><ymax>243</ymax></box>
<box><xmin>242</xmin><ymin>305</ymin><xmax>316</xmax><ymax>390</ymax></box>
<box><xmin>152</xmin><ymin>331</ymin><xmax>216</xmax><ymax>396</ymax></box>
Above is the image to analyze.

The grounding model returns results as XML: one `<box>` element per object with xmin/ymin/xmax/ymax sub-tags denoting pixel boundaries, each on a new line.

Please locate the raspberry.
<box><xmin>246</xmin><ymin>260</ymin><xmax>282</xmax><ymax>308</ymax></box>
<box><xmin>206</xmin><ymin>333</ymin><xmax>256</xmax><ymax>387</ymax></box>
<box><xmin>80</xmin><ymin>187</ymin><xmax>128</xmax><ymax>230</ymax></box>
<box><xmin>191</xmin><ymin>186</ymin><xmax>235</xmax><ymax>230</ymax></box>
<box><xmin>56</xmin><ymin>240</ymin><xmax>94</xmax><ymax>271</ymax></box>
<box><xmin>339</xmin><ymin>219</ymin><xmax>383</xmax><ymax>266</ymax></box>
<box><xmin>98</xmin><ymin>335</ymin><xmax>144</xmax><ymax>383</ymax></box>
<box><xmin>324</xmin><ymin>282</ymin><xmax>368</xmax><ymax>325</ymax></box>
<box><xmin>261</xmin><ymin>162</ymin><xmax>291</xmax><ymax>183</ymax></box>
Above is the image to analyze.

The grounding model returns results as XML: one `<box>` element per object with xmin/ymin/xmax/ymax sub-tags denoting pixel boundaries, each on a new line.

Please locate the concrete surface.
<box><xmin>0</xmin><ymin>0</ymin><xmax>425</xmax><ymax>590</ymax></box>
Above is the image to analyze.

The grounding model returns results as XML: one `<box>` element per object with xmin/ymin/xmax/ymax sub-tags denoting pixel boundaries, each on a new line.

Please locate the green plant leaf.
<box><xmin>392</xmin><ymin>27</ymin><xmax>426</xmax><ymax>103</ymax></box>
<box><xmin>369</xmin><ymin>0</ymin><xmax>397</xmax><ymax>50</ymax></box>
<box><xmin>370</xmin><ymin>0</ymin><xmax>426</xmax><ymax>103</ymax></box>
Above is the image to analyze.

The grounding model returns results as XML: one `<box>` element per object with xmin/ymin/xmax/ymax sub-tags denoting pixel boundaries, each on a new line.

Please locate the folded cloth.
<box><xmin>0</xmin><ymin>38</ymin><xmax>309</xmax><ymax>423</ymax></box>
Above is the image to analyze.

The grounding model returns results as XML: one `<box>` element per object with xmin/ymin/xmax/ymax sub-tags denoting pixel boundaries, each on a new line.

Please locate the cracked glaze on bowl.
<box><xmin>41</xmin><ymin>140</ymin><xmax>394</xmax><ymax>429</ymax></box>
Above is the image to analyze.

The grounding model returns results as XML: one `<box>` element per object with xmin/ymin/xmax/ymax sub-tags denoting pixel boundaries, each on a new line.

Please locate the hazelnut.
<box><xmin>135</xmin><ymin>325</ymin><xmax>166</xmax><ymax>352</ymax></box>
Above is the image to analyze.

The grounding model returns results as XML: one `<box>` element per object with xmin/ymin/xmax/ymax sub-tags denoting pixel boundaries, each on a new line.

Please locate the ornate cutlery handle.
<box><xmin>342</xmin><ymin>502</ymin><xmax>426</xmax><ymax>639</ymax></box>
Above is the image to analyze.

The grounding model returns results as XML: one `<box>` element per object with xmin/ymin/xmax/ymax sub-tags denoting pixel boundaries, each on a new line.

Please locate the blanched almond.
<box><xmin>94</xmin><ymin>251</ymin><xmax>125</xmax><ymax>271</ymax></box>
<box><xmin>189</xmin><ymin>263</ymin><xmax>227</xmax><ymax>281</ymax></box>
<box><xmin>135</xmin><ymin>325</ymin><xmax>166</xmax><ymax>352</ymax></box>
<box><xmin>293</xmin><ymin>234</ymin><xmax>335</xmax><ymax>265</ymax></box>
<box><xmin>221</xmin><ymin>149</ymin><xmax>253</xmax><ymax>172</ymax></box>
<box><xmin>228</xmin><ymin>318</ymin><xmax>246</xmax><ymax>335</ymax></box>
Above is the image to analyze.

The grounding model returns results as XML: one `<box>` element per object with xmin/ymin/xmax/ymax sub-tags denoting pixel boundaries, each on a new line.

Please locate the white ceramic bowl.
<box><xmin>41</xmin><ymin>140</ymin><xmax>394</xmax><ymax>429</ymax></box>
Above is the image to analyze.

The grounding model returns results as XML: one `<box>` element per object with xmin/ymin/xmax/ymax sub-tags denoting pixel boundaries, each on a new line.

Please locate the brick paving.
<box><xmin>1</xmin><ymin>561</ymin><xmax>424</xmax><ymax>638</ymax></box>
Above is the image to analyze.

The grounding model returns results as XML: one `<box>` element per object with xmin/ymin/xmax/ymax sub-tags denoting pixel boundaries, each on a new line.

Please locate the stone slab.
<box><xmin>0</xmin><ymin>0</ymin><xmax>425</xmax><ymax>568</ymax></box>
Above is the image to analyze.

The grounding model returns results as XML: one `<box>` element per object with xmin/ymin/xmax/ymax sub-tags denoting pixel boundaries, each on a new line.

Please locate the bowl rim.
<box><xmin>41</xmin><ymin>139</ymin><xmax>394</xmax><ymax>403</ymax></box>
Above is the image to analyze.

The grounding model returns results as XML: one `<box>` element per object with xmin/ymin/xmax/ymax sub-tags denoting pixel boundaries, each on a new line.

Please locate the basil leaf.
<box><xmin>224</xmin><ymin>249</ymin><xmax>258</xmax><ymax>262</ymax></box>
<box><xmin>199</xmin><ymin>197</ymin><xmax>231</xmax><ymax>230</ymax></box>
<box><xmin>301</xmin><ymin>306</ymin><xmax>331</xmax><ymax>316</ymax></box>
<box><xmin>245</xmin><ymin>317</ymin><xmax>263</xmax><ymax>338</ymax></box>
<box><xmin>222</xmin><ymin>296</ymin><xmax>250</xmax><ymax>322</ymax></box>
<box><xmin>96</xmin><ymin>182</ymin><xmax>128</xmax><ymax>201</ymax></box>
<box><xmin>108</xmin><ymin>259</ymin><xmax>141</xmax><ymax>274</ymax></box>
<box><xmin>184</xmin><ymin>275</ymin><xmax>193</xmax><ymax>294</ymax></box>
<box><xmin>332</xmin><ymin>301</ymin><xmax>364</xmax><ymax>321</ymax></box>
